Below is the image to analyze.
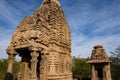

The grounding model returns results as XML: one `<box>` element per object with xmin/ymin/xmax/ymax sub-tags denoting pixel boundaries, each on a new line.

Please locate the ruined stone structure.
<box><xmin>6</xmin><ymin>0</ymin><xmax>72</xmax><ymax>80</ymax></box>
<box><xmin>87</xmin><ymin>45</ymin><xmax>112</xmax><ymax>80</ymax></box>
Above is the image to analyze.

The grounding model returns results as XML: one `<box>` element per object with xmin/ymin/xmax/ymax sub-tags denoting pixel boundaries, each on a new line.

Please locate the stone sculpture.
<box><xmin>6</xmin><ymin>0</ymin><xmax>72</xmax><ymax>80</ymax></box>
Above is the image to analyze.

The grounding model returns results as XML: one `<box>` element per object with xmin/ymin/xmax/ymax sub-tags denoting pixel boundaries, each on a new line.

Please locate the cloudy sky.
<box><xmin>0</xmin><ymin>0</ymin><xmax>120</xmax><ymax>59</ymax></box>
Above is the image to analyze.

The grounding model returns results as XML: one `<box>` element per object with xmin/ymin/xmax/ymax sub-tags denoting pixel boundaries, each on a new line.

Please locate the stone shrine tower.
<box><xmin>6</xmin><ymin>0</ymin><xmax>72</xmax><ymax>80</ymax></box>
<box><xmin>87</xmin><ymin>45</ymin><xmax>112</xmax><ymax>80</ymax></box>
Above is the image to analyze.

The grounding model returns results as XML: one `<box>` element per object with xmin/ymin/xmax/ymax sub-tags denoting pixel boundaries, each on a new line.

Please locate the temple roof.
<box><xmin>87</xmin><ymin>45</ymin><xmax>111</xmax><ymax>64</ymax></box>
<box><xmin>9</xmin><ymin>0</ymin><xmax>71</xmax><ymax>49</ymax></box>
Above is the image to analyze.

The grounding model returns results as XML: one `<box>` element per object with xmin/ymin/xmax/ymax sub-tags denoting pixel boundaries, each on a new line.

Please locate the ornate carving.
<box><xmin>30</xmin><ymin>51</ymin><xmax>39</xmax><ymax>80</ymax></box>
<box><xmin>43</xmin><ymin>0</ymin><xmax>61</xmax><ymax>7</ymax></box>
<box><xmin>91</xmin><ymin>45</ymin><xmax>108</xmax><ymax>60</ymax></box>
<box><xmin>6</xmin><ymin>46</ymin><xmax>17</xmax><ymax>55</ymax></box>
<box><xmin>7</xmin><ymin>0</ymin><xmax>72</xmax><ymax>79</ymax></box>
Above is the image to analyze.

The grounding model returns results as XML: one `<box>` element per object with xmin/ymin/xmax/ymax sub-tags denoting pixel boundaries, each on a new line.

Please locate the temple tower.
<box><xmin>6</xmin><ymin>0</ymin><xmax>72</xmax><ymax>80</ymax></box>
<box><xmin>87</xmin><ymin>45</ymin><xmax>112</xmax><ymax>80</ymax></box>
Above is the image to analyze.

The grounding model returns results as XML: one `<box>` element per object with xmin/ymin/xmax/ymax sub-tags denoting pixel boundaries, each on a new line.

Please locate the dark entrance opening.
<box><xmin>37</xmin><ymin>54</ymin><xmax>42</xmax><ymax>79</ymax></box>
<box><xmin>97</xmin><ymin>68</ymin><xmax>103</xmax><ymax>80</ymax></box>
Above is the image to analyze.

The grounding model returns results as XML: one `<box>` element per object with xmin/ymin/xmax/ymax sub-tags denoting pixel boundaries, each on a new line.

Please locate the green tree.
<box><xmin>0</xmin><ymin>59</ymin><xmax>20</xmax><ymax>79</ymax></box>
<box><xmin>0</xmin><ymin>59</ymin><xmax>8</xmax><ymax>79</ymax></box>
<box><xmin>72</xmin><ymin>57</ymin><xmax>91</xmax><ymax>80</ymax></box>
<box><xmin>110</xmin><ymin>46</ymin><xmax>120</xmax><ymax>80</ymax></box>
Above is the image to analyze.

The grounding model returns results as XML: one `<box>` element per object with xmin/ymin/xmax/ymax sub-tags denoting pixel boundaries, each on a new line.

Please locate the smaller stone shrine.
<box><xmin>87</xmin><ymin>45</ymin><xmax>112</xmax><ymax>80</ymax></box>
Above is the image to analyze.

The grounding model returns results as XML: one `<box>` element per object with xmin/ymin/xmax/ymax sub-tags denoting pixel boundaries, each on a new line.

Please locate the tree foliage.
<box><xmin>72</xmin><ymin>57</ymin><xmax>91</xmax><ymax>79</ymax></box>
<box><xmin>110</xmin><ymin>46</ymin><xmax>120</xmax><ymax>80</ymax></box>
<box><xmin>0</xmin><ymin>59</ymin><xmax>8</xmax><ymax>79</ymax></box>
<box><xmin>0</xmin><ymin>59</ymin><xmax>20</xmax><ymax>80</ymax></box>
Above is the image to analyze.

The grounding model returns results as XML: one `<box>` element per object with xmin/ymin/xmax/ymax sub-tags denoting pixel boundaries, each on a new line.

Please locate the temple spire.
<box><xmin>43</xmin><ymin>0</ymin><xmax>60</xmax><ymax>6</ymax></box>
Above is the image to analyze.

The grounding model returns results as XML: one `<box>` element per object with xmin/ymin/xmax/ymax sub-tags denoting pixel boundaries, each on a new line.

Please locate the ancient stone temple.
<box><xmin>87</xmin><ymin>45</ymin><xmax>112</xmax><ymax>80</ymax></box>
<box><xmin>6</xmin><ymin>0</ymin><xmax>72</xmax><ymax>80</ymax></box>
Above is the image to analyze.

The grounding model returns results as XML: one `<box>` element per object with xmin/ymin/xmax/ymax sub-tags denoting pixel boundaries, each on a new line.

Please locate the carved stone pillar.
<box><xmin>29</xmin><ymin>47</ymin><xmax>39</xmax><ymax>80</ymax></box>
<box><xmin>7</xmin><ymin>54</ymin><xmax>16</xmax><ymax>73</ymax></box>
<box><xmin>6</xmin><ymin>46</ymin><xmax>17</xmax><ymax>73</ymax></box>
<box><xmin>92</xmin><ymin>65</ymin><xmax>96</xmax><ymax>80</ymax></box>
<box><xmin>40</xmin><ymin>49</ymin><xmax>48</xmax><ymax>80</ymax></box>
<box><xmin>106</xmin><ymin>63</ymin><xmax>112</xmax><ymax>80</ymax></box>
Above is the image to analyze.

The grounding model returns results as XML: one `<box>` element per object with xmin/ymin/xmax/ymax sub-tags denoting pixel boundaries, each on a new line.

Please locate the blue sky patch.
<box><xmin>0</xmin><ymin>0</ymin><xmax>120</xmax><ymax>58</ymax></box>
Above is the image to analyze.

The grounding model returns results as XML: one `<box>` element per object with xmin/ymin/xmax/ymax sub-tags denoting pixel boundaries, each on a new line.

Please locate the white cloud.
<box><xmin>0</xmin><ymin>26</ymin><xmax>11</xmax><ymax>59</ymax></box>
<box><xmin>0</xmin><ymin>0</ymin><xmax>120</xmax><ymax>59</ymax></box>
<box><xmin>0</xmin><ymin>36</ymin><xmax>10</xmax><ymax>59</ymax></box>
<box><xmin>0</xmin><ymin>0</ymin><xmax>21</xmax><ymax>26</ymax></box>
<box><xmin>65</xmin><ymin>0</ymin><xmax>120</xmax><ymax>35</ymax></box>
<box><xmin>0</xmin><ymin>0</ymin><xmax>40</xmax><ymax>27</ymax></box>
<box><xmin>66</xmin><ymin>1</ymin><xmax>120</xmax><ymax>58</ymax></box>
<box><xmin>72</xmin><ymin>34</ymin><xmax>120</xmax><ymax>57</ymax></box>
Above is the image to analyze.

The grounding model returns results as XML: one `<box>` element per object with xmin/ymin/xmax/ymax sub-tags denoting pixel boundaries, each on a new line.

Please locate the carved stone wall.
<box><xmin>6</xmin><ymin>0</ymin><xmax>72</xmax><ymax>80</ymax></box>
